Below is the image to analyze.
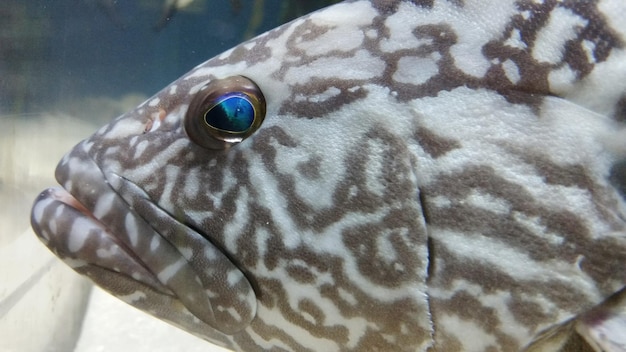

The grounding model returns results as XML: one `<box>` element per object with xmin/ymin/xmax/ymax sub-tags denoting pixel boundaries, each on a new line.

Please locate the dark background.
<box><xmin>0</xmin><ymin>0</ymin><xmax>339</xmax><ymax>115</ymax></box>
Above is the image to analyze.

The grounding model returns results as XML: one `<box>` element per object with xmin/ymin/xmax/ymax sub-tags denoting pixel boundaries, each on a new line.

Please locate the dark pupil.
<box><xmin>204</xmin><ymin>96</ymin><xmax>254</xmax><ymax>132</ymax></box>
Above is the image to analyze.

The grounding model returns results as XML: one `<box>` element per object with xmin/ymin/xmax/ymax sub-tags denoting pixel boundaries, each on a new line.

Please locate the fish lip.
<box><xmin>30</xmin><ymin>185</ymin><xmax>167</xmax><ymax>288</ymax></box>
<box><xmin>30</xmin><ymin>142</ymin><xmax>171</xmax><ymax>292</ymax></box>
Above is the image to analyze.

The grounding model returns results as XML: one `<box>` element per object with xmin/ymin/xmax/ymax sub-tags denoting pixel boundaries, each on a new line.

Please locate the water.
<box><xmin>0</xmin><ymin>1</ymin><xmax>338</xmax><ymax>351</ymax></box>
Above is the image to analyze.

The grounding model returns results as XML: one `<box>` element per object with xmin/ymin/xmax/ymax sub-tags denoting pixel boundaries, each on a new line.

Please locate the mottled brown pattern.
<box><xmin>445</xmin><ymin>291</ymin><xmax>521</xmax><ymax>349</ymax></box>
<box><xmin>279</xmin><ymin>79</ymin><xmax>369</xmax><ymax>118</ymax></box>
<box><xmin>414</xmin><ymin>127</ymin><xmax>461</xmax><ymax>158</ymax></box>
<box><xmin>560</xmin><ymin>0</ymin><xmax>623</xmax><ymax>67</ymax></box>
<box><xmin>279</xmin><ymin>0</ymin><xmax>626</xmax><ymax>120</ymax></box>
<box><xmin>30</xmin><ymin>0</ymin><xmax>626</xmax><ymax>351</ymax></box>
<box><xmin>423</xmin><ymin>165</ymin><xmax>626</xmax><ymax>291</ymax></box>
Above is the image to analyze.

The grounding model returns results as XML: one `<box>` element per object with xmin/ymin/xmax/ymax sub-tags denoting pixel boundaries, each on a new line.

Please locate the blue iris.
<box><xmin>204</xmin><ymin>95</ymin><xmax>255</xmax><ymax>133</ymax></box>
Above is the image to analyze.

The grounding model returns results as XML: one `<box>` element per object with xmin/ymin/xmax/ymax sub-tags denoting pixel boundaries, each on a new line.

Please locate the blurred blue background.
<box><xmin>0</xmin><ymin>0</ymin><xmax>339</xmax><ymax>115</ymax></box>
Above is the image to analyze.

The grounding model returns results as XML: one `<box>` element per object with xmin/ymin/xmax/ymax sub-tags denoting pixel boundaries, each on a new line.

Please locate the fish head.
<box><xmin>32</xmin><ymin>3</ymin><xmax>433</xmax><ymax>349</ymax></box>
<box><xmin>30</xmin><ymin>1</ymin><xmax>626</xmax><ymax>351</ymax></box>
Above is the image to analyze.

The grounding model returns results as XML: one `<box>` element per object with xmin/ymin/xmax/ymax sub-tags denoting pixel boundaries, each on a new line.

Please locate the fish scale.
<box><xmin>30</xmin><ymin>0</ymin><xmax>626</xmax><ymax>351</ymax></box>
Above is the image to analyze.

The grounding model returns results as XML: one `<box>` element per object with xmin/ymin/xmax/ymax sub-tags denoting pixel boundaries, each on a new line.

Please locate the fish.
<box><xmin>30</xmin><ymin>0</ymin><xmax>626</xmax><ymax>351</ymax></box>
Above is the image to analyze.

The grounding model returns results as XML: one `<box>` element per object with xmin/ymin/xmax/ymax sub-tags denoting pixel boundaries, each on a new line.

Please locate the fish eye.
<box><xmin>184</xmin><ymin>75</ymin><xmax>266</xmax><ymax>149</ymax></box>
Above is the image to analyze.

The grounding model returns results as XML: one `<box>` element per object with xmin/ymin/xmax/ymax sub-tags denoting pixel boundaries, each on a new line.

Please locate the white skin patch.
<box><xmin>218</xmin><ymin>306</ymin><xmax>242</xmax><ymax>323</ymax></box>
<box><xmin>28</xmin><ymin>1</ymin><xmax>626</xmax><ymax>351</ymax></box>
<box><xmin>222</xmin><ymin>188</ymin><xmax>249</xmax><ymax>252</ymax></box>
<box><xmin>284</xmin><ymin>49</ymin><xmax>385</xmax><ymax>84</ymax></box>
<box><xmin>203</xmin><ymin>246</ymin><xmax>217</xmax><ymax>261</ymax></box>
<box><xmin>32</xmin><ymin>197</ymin><xmax>53</xmax><ymax>224</ymax></box>
<box><xmin>50</xmin><ymin>205</ymin><xmax>66</xmax><ymax>234</ymax></box>
<box><xmin>133</xmin><ymin>140</ymin><xmax>150</xmax><ymax>160</ymax></box>
<box><xmin>92</xmin><ymin>192</ymin><xmax>116</xmax><ymax>219</ymax></box>
<box><xmin>119</xmin><ymin>290</ymin><xmax>147</xmax><ymax>304</ymax></box>
<box><xmin>512</xmin><ymin>212</ymin><xmax>564</xmax><ymax>246</ymax></box>
<box><xmin>548</xmin><ymin>64</ymin><xmax>578</xmax><ymax>92</ymax></box>
<box><xmin>559</xmin><ymin>48</ymin><xmax>626</xmax><ymax>116</ymax></box>
<box><xmin>183</xmin><ymin>167</ymin><xmax>200</xmax><ymax>200</ymax></box>
<box><xmin>128</xmin><ymin>135</ymin><xmax>139</xmax><ymax>147</ymax></box>
<box><xmin>393</xmin><ymin>55</ymin><xmax>440</xmax><ymax>85</ymax></box>
<box><xmin>308</xmin><ymin>1</ymin><xmax>377</xmax><ymax>28</ymax></box>
<box><xmin>96</xmin><ymin>246</ymin><xmax>117</xmax><ymax>258</ymax></box>
<box><xmin>430</xmin><ymin>195</ymin><xmax>452</xmax><ymax>208</ymax></box>
<box><xmin>125</xmin><ymin>213</ymin><xmax>140</xmax><ymax>247</ymax></box>
<box><xmin>436</xmin><ymin>228</ymin><xmax>602</xmax><ymax>303</ymax></box>
<box><xmin>294</xmin><ymin>86</ymin><xmax>341</xmax><ymax>103</ymax></box>
<box><xmin>96</xmin><ymin>124</ymin><xmax>108</xmax><ymax>136</ymax></box>
<box><xmin>68</xmin><ymin>217</ymin><xmax>91</xmax><ymax>252</ymax></box>
<box><xmin>157</xmin><ymin>257</ymin><xmax>186</xmax><ymax>284</ymax></box>
<box><xmin>164</xmin><ymin>105</ymin><xmax>184</xmax><ymax>125</ymax></box>
<box><xmin>577</xmin><ymin>305</ymin><xmax>626</xmax><ymax>352</ymax></box>
<box><xmin>363</xmin><ymin>139</ymin><xmax>387</xmax><ymax>197</ymax></box>
<box><xmin>295</xmin><ymin>24</ymin><xmax>365</xmax><ymax>57</ymax></box>
<box><xmin>504</xmin><ymin>28</ymin><xmax>527</xmax><ymax>49</ymax></box>
<box><xmin>381</xmin><ymin>2</ymin><xmax>431</xmax><ymax>53</ymax></box>
<box><xmin>502</xmin><ymin>59</ymin><xmax>521</xmax><ymax>84</ymax></box>
<box><xmin>148</xmin><ymin>97</ymin><xmax>160</xmax><ymax>107</ymax></box>
<box><xmin>227</xmin><ymin>269</ymin><xmax>243</xmax><ymax>287</ymax></box>
<box><xmin>125</xmin><ymin>138</ymin><xmax>188</xmax><ymax>184</ymax></box>
<box><xmin>82</xmin><ymin>140</ymin><xmax>95</xmax><ymax>153</ymax></box>
<box><xmin>582</xmin><ymin>39</ymin><xmax>596</xmax><ymax>63</ymax></box>
<box><xmin>431</xmin><ymin>281</ymin><xmax>532</xmax><ymax>346</ymax></box>
<box><xmin>150</xmin><ymin>235</ymin><xmax>160</xmax><ymax>252</ymax></box>
<box><xmin>532</xmin><ymin>6</ymin><xmax>587</xmax><ymax>64</ymax></box>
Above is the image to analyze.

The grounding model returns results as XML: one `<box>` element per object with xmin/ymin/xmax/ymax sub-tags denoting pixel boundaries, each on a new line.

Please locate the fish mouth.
<box><xmin>30</xmin><ymin>186</ymin><xmax>167</xmax><ymax>290</ymax></box>
<box><xmin>30</xmin><ymin>141</ymin><xmax>256</xmax><ymax>335</ymax></box>
<box><xmin>30</xmin><ymin>141</ymin><xmax>169</xmax><ymax>291</ymax></box>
